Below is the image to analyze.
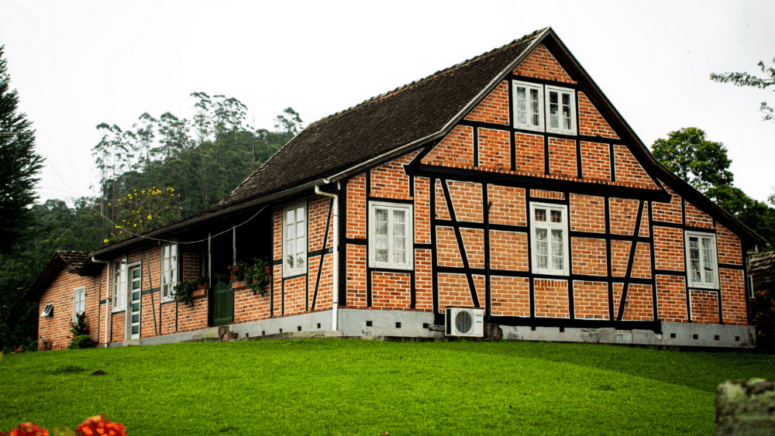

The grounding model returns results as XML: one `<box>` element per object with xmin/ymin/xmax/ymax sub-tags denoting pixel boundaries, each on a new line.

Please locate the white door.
<box><xmin>129</xmin><ymin>266</ymin><xmax>141</xmax><ymax>339</ymax></box>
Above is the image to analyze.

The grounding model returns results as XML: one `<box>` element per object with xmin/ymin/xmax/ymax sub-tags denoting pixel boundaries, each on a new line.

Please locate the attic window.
<box><xmin>40</xmin><ymin>303</ymin><xmax>53</xmax><ymax>318</ymax></box>
<box><xmin>545</xmin><ymin>86</ymin><xmax>577</xmax><ymax>135</ymax></box>
<box><xmin>513</xmin><ymin>81</ymin><xmax>544</xmax><ymax>132</ymax></box>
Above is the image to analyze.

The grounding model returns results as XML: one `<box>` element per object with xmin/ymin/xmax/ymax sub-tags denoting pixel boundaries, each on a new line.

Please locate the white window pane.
<box><xmin>171</xmin><ymin>244</ymin><xmax>177</xmax><ymax>258</ymax></box>
<box><xmin>702</xmin><ymin>238</ymin><xmax>716</xmax><ymax>284</ymax></box>
<box><xmin>394</xmin><ymin>222</ymin><xmax>405</xmax><ymax>237</ymax></box>
<box><xmin>286</xmin><ymin>209</ymin><xmax>295</xmax><ymax>224</ymax></box>
<box><xmin>393</xmin><ymin>210</ymin><xmax>405</xmax><ymax>223</ymax></box>
<box><xmin>376</xmin><ymin>249</ymin><xmax>389</xmax><ymax>262</ymax></box>
<box><xmin>297</xmin><ymin>237</ymin><xmax>305</xmax><ymax>253</ymax></box>
<box><xmin>297</xmin><ymin>222</ymin><xmax>305</xmax><ymax>238</ymax></box>
<box><xmin>376</xmin><ymin>220</ymin><xmax>388</xmax><ymax>236</ymax></box>
<box><xmin>393</xmin><ymin>249</ymin><xmax>405</xmax><ymax>264</ymax></box>
<box><xmin>535</xmin><ymin>209</ymin><xmax>546</xmax><ymax>222</ymax></box>
<box><xmin>296</xmin><ymin>207</ymin><xmax>305</xmax><ymax>222</ymax></box>
<box><xmin>551</xmin><ymin>210</ymin><xmax>562</xmax><ymax>223</ymax></box>
<box><xmin>286</xmin><ymin>240</ymin><xmax>295</xmax><ymax>256</ymax></box>
<box><xmin>551</xmin><ymin>230</ymin><xmax>564</xmax><ymax>270</ymax></box>
<box><xmin>375</xmin><ymin>235</ymin><xmax>388</xmax><ymax>250</ymax></box>
<box><xmin>296</xmin><ymin>254</ymin><xmax>305</xmax><ymax>268</ymax></box>
<box><xmin>517</xmin><ymin>87</ymin><xmax>527</xmax><ymax>125</ymax></box>
<box><xmin>287</xmin><ymin>222</ymin><xmax>295</xmax><ymax>240</ymax></box>
<box><xmin>376</xmin><ymin>208</ymin><xmax>388</xmax><ymax>222</ymax></box>
<box><xmin>689</xmin><ymin>237</ymin><xmax>701</xmax><ymax>282</ymax></box>
<box><xmin>394</xmin><ymin>236</ymin><xmax>405</xmax><ymax>251</ymax></box>
<box><xmin>286</xmin><ymin>254</ymin><xmax>294</xmax><ymax>268</ymax></box>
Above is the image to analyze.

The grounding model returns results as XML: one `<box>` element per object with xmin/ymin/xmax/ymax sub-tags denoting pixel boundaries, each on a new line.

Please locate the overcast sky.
<box><xmin>2</xmin><ymin>0</ymin><xmax>774</xmax><ymax>206</ymax></box>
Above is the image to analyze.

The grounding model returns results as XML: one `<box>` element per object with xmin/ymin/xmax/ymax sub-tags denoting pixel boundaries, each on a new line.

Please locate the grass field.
<box><xmin>1</xmin><ymin>339</ymin><xmax>773</xmax><ymax>435</ymax></box>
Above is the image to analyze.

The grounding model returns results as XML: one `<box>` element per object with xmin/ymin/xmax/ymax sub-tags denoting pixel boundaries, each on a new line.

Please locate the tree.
<box><xmin>711</xmin><ymin>58</ymin><xmax>775</xmax><ymax>122</ymax></box>
<box><xmin>0</xmin><ymin>44</ymin><xmax>44</xmax><ymax>255</ymax></box>
<box><xmin>651</xmin><ymin>127</ymin><xmax>733</xmax><ymax>194</ymax></box>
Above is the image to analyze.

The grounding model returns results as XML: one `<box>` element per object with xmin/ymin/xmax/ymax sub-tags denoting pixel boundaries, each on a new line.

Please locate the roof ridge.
<box><xmin>308</xmin><ymin>28</ymin><xmax>545</xmax><ymax>128</ymax></box>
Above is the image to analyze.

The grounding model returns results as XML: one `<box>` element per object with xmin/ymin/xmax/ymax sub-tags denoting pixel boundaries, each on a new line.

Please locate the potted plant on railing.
<box><xmin>229</xmin><ymin>258</ymin><xmax>270</xmax><ymax>296</ymax></box>
<box><xmin>174</xmin><ymin>277</ymin><xmax>208</xmax><ymax>307</ymax></box>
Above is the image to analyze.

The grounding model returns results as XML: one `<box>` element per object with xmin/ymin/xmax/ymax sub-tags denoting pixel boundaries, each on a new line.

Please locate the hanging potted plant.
<box><xmin>229</xmin><ymin>258</ymin><xmax>270</xmax><ymax>295</ymax></box>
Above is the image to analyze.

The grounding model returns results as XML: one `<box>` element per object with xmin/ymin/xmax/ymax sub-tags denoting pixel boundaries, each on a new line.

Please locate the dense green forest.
<box><xmin>0</xmin><ymin>94</ymin><xmax>302</xmax><ymax>351</ymax></box>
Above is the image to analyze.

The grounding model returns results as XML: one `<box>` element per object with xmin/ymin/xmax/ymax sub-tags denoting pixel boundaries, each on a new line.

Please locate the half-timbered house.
<box><xmin>27</xmin><ymin>28</ymin><xmax>763</xmax><ymax>349</ymax></box>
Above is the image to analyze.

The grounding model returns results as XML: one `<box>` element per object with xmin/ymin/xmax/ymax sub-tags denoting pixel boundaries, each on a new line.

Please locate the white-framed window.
<box><xmin>545</xmin><ymin>85</ymin><xmax>576</xmax><ymax>135</ymax></box>
<box><xmin>513</xmin><ymin>80</ymin><xmax>544</xmax><ymax>132</ymax></box>
<box><xmin>684</xmin><ymin>231</ymin><xmax>719</xmax><ymax>289</ymax></box>
<box><xmin>369</xmin><ymin>201</ymin><xmax>413</xmax><ymax>270</ymax></box>
<box><xmin>40</xmin><ymin>303</ymin><xmax>53</xmax><ymax>318</ymax></box>
<box><xmin>73</xmin><ymin>287</ymin><xmax>85</xmax><ymax>322</ymax></box>
<box><xmin>283</xmin><ymin>200</ymin><xmax>307</xmax><ymax>276</ymax></box>
<box><xmin>161</xmin><ymin>244</ymin><xmax>178</xmax><ymax>301</ymax></box>
<box><xmin>530</xmin><ymin>202</ymin><xmax>569</xmax><ymax>276</ymax></box>
<box><xmin>113</xmin><ymin>260</ymin><xmax>127</xmax><ymax>311</ymax></box>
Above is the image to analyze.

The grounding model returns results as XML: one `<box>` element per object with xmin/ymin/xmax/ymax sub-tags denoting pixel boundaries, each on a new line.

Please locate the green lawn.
<box><xmin>0</xmin><ymin>339</ymin><xmax>772</xmax><ymax>435</ymax></box>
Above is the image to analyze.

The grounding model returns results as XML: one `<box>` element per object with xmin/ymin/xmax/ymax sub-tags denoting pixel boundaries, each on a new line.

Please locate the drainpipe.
<box><xmin>91</xmin><ymin>257</ymin><xmax>110</xmax><ymax>347</ymax></box>
<box><xmin>315</xmin><ymin>183</ymin><xmax>339</xmax><ymax>332</ymax></box>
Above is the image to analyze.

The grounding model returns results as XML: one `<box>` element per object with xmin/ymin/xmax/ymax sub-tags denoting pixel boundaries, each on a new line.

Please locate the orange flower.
<box><xmin>6</xmin><ymin>422</ymin><xmax>49</xmax><ymax>436</ymax></box>
<box><xmin>76</xmin><ymin>415</ymin><xmax>126</xmax><ymax>436</ymax></box>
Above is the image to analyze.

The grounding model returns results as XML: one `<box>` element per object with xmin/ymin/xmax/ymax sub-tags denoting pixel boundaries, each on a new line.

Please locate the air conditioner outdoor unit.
<box><xmin>445</xmin><ymin>307</ymin><xmax>484</xmax><ymax>337</ymax></box>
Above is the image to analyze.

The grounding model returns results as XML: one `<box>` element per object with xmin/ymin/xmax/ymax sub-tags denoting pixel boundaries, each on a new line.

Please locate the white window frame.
<box><xmin>544</xmin><ymin>85</ymin><xmax>577</xmax><ymax>135</ymax></box>
<box><xmin>512</xmin><ymin>80</ymin><xmax>545</xmax><ymax>132</ymax></box>
<box><xmin>684</xmin><ymin>231</ymin><xmax>719</xmax><ymax>289</ymax></box>
<box><xmin>529</xmin><ymin>202</ymin><xmax>570</xmax><ymax>276</ymax></box>
<box><xmin>368</xmin><ymin>201</ymin><xmax>414</xmax><ymax>270</ymax></box>
<box><xmin>73</xmin><ymin>286</ymin><xmax>86</xmax><ymax>322</ymax></box>
<box><xmin>113</xmin><ymin>259</ymin><xmax>127</xmax><ymax>312</ymax></box>
<box><xmin>40</xmin><ymin>303</ymin><xmax>53</xmax><ymax>318</ymax></box>
<box><xmin>160</xmin><ymin>244</ymin><xmax>178</xmax><ymax>302</ymax></box>
<box><xmin>283</xmin><ymin>200</ymin><xmax>308</xmax><ymax>277</ymax></box>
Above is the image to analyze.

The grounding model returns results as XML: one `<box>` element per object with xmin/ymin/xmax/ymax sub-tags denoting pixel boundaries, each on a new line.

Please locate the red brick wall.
<box><xmin>514</xmin><ymin>133</ymin><xmax>545</xmax><ymax>174</ymax></box>
<box><xmin>489</xmin><ymin>230</ymin><xmax>528</xmax><ymax>271</ymax></box>
<box><xmin>578</xmin><ymin>91</ymin><xmax>619</xmax><ymax>139</ymax></box>
<box><xmin>548</xmin><ymin>137</ymin><xmax>577</xmax><ymax>177</ymax></box>
<box><xmin>513</xmin><ymin>44</ymin><xmax>576</xmax><ymax>84</ymax></box>
<box><xmin>690</xmin><ymin>290</ymin><xmax>720</xmax><ymax>324</ymax></box>
<box><xmin>488</xmin><ymin>185</ymin><xmax>526</xmax><ymax>226</ymax></box>
<box><xmin>347</xmin><ymin>174</ymin><xmax>367</xmax><ymax>239</ymax></box>
<box><xmin>491</xmin><ymin>276</ymin><xmax>530</xmax><ymax>317</ymax></box>
<box><xmin>233</xmin><ymin>286</ymin><xmax>271</xmax><ymax>324</ymax></box>
<box><xmin>580</xmin><ymin>141</ymin><xmax>611</xmax><ymax>181</ymax></box>
<box><xmin>370</xmin><ymin>150</ymin><xmax>418</xmax><ymax>200</ymax></box>
<box><xmin>438</xmin><ymin>273</ymin><xmax>479</xmax><ymax>313</ymax></box>
<box><xmin>308</xmin><ymin>196</ymin><xmax>331</xmax><ymax>252</ymax></box>
<box><xmin>460</xmin><ymin>228</ymin><xmax>484</xmax><ymax>269</ymax></box>
<box><xmin>653</xmin><ymin>226</ymin><xmax>685</xmax><ymax>272</ymax></box>
<box><xmin>447</xmin><ymin>181</ymin><xmax>483</xmax><ymax>223</ymax></box>
<box><xmin>610</xmin><ymin>240</ymin><xmax>632</xmax><ymax>278</ymax></box>
<box><xmin>531</xmin><ymin>189</ymin><xmax>564</xmax><ymax>200</ymax></box>
<box><xmin>38</xmin><ymin>267</ymin><xmax>101</xmax><ymax>350</ymax></box>
<box><xmin>639</xmin><ymin>203</ymin><xmax>650</xmax><ymax>237</ymax></box>
<box><xmin>436</xmin><ymin>226</ymin><xmax>463</xmax><ymax>268</ymax></box>
<box><xmin>652</xmin><ymin>183</ymin><xmax>682</xmax><ymax>224</ymax></box>
<box><xmin>415</xmin><ymin>177</ymin><xmax>431</xmax><ymax>244</ymax></box>
<box><xmin>685</xmin><ymin>200</ymin><xmax>713</xmax><ymax>229</ymax></box>
<box><xmin>720</xmin><ymin>268</ymin><xmax>747</xmax><ymax>325</ymax></box>
<box><xmin>465</xmin><ymin>81</ymin><xmax>509</xmax><ymax>125</ymax></box>
<box><xmin>313</xmin><ymin>253</ymin><xmax>335</xmax><ymax>311</ymax></box>
<box><xmin>371</xmin><ymin>272</ymin><xmax>411</xmax><ymax>309</ymax></box>
<box><xmin>717</xmin><ymin>223</ymin><xmax>743</xmax><ymax>266</ymax></box>
<box><xmin>609</xmin><ymin>198</ymin><xmax>639</xmax><ymax>235</ymax></box>
<box><xmin>573</xmin><ymin>281</ymin><xmax>609</xmax><ymax>320</ymax></box>
<box><xmin>415</xmin><ymin>249</ymin><xmax>433</xmax><ymax>311</ymax></box>
<box><xmin>534</xmin><ymin>279</ymin><xmax>569</xmax><ymax>318</ymax></box>
<box><xmin>571</xmin><ymin>237</ymin><xmax>607</xmax><ymax>276</ymax></box>
<box><xmin>435</xmin><ymin>179</ymin><xmax>451</xmax><ymax>220</ymax></box>
<box><xmin>421</xmin><ymin>125</ymin><xmax>474</xmax><ymax>167</ymax></box>
<box><xmin>478</xmin><ymin>127</ymin><xmax>510</xmax><ymax>170</ymax></box>
<box><xmin>622</xmin><ymin>284</ymin><xmax>653</xmax><ymax>321</ymax></box>
<box><xmin>614</xmin><ymin>145</ymin><xmax>655</xmax><ymax>187</ymax></box>
<box><xmin>346</xmin><ymin>244</ymin><xmax>367</xmax><ymax>308</ymax></box>
<box><xmin>283</xmin><ymin>276</ymin><xmax>306</xmax><ymax>316</ymax></box>
<box><xmin>656</xmin><ymin>275</ymin><xmax>687</xmax><ymax>322</ymax></box>
<box><xmin>570</xmin><ymin>194</ymin><xmax>605</xmax><ymax>233</ymax></box>
<box><xmin>631</xmin><ymin>243</ymin><xmax>652</xmax><ymax>279</ymax></box>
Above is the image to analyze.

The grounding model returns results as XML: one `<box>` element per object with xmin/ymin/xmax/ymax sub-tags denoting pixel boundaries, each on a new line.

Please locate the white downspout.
<box><xmin>315</xmin><ymin>183</ymin><xmax>339</xmax><ymax>332</ymax></box>
<box><xmin>91</xmin><ymin>256</ymin><xmax>111</xmax><ymax>347</ymax></box>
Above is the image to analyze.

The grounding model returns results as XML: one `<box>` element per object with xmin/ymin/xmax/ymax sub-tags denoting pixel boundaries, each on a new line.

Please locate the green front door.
<box><xmin>212</xmin><ymin>278</ymin><xmax>233</xmax><ymax>326</ymax></box>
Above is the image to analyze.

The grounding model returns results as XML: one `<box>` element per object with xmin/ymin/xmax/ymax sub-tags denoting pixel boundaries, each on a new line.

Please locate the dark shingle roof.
<box><xmin>751</xmin><ymin>251</ymin><xmax>775</xmax><ymax>291</ymax></box>
<box><xmin>23</xmin><ymin>251</ymin><xmax>96</xmax><ymax>302</ymax></box>
<box><xmin>217</xmin><ymin>30</ymin><xmax>544</xmax><ymax>208</ymax></box>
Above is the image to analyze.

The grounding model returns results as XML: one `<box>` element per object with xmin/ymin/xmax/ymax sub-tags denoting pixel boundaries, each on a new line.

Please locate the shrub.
<box><xmin>69</xmin><ymin>313</ymin><xmax>89</xmax><ymax>337</ymax></box>
<box><xmin>229</xmin><ymin>258</ymin><xmax>270</xmax><ymax>295</ymax></box>
<box><xmin>750</xmin><ymin>289</ymin><xmax>775</xmax><ymax>353</ymax></box>
<box><xmin>67</xmin><ymin>335</ymin><xmax>97</xmax><ymax>350</ymax></box>
<box><xmin>174</xmin><ymin>277</ymin><xmax>208</xmax><ymax>307</ymax></box>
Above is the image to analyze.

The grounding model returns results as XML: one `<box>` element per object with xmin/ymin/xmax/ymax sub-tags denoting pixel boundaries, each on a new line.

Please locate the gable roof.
<box><xmin>92</xmin><ymin>27</ymin><xmax>765</xmax><ymax>259</ymax></box>
<box><xmin>23</xmin><ymin>251</ymin><xmax>99</xmax><ymax>302</ymax></box>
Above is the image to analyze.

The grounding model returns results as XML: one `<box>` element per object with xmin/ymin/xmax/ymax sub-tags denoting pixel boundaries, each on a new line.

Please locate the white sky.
<box><xmin>2</xmin><ymin>0</ymin><xmax>774</xmax><ymax>205</ymax></box>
